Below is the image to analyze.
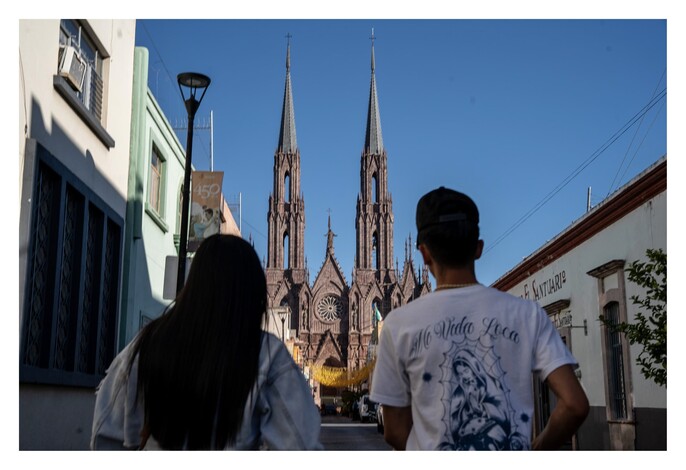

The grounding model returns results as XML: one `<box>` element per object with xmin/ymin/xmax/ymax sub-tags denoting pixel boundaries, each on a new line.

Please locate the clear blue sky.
<box><xmin>134</xmin><ymin>18</ymin><xmax>667</xmax><ymax>286</ymax></box>
<box><xmin>5</xmin><ymin>4</ymin><xmax>682</xmax><ymax>464</ymax></box>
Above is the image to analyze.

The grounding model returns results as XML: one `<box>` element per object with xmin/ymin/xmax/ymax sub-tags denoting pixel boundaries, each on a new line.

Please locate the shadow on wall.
<box><xmin>19</xmin><ymin>96</ymin><xmax>129</xmax><ymax>450</ymax></box>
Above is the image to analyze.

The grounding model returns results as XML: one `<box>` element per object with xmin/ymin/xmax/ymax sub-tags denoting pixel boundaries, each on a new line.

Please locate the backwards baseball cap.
<box><xmin>416</xmin><ymin>187</ymin><xmax>479</xmax><ymax>246</ymax></box>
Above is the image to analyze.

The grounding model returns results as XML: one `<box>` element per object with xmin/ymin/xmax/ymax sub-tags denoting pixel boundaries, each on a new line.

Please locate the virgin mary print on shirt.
<box><xmin>438</xmin><ymin>343</ymin><xmax>528</xmax><ymax>450</ymax></box>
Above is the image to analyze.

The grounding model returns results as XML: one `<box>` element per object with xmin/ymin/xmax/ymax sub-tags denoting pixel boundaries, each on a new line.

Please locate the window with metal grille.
<box><xmin>603</xmin><ymin>302</ymin><xmax>628</xmax><ymax>420</ymax></box>
<box><xmin>20</xmin><ymin>148</ymin><xmax>123</xmax><ymax>387</ymax></box>
<box><xmin>58</xmin><ymin>19</ymin><xmax>103</xmax><ymax>122</ymax></box>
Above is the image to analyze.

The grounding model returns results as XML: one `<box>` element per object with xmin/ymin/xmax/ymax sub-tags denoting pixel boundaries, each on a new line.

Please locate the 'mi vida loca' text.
<box><xmin>410</xmin><ymin>316</ymin><xmax>521</xmax><ymax>358</ymax></box>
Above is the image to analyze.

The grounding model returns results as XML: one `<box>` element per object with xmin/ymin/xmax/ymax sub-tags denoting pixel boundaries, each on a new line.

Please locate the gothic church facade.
<box><xmin>265</xmin><ymin>37</ymin><xmax>431</xmax><ymax>396</ymax></box>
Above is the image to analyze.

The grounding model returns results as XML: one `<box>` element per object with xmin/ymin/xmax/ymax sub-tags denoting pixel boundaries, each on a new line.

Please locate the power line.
<box><xmin>241</xmin><ymin>218</ymin><xmax>267</xmax><ymax>241</ymax></box>
<box><xmin>140</xmin><ymin>22</ymin><xmax>177</xmax><ymax>95</ymax></box>
<box><xmin>607</xmin><ymin>68</ymin><xmax>666</xmax><ymax>196</ymax></box>
<box><xmin>484</xmin><ymin>88</ymin><xmax>666</xmax><ymax>255</ymax></box>
<box><xmin>617</xmin><ymin>99</ymin><xmax>666</xmax><ymax>187</ymax></box>
<box><xmin>141</xmin><ymin>22</ymin><xmax>214</xmax><ymax>170</ymax></box>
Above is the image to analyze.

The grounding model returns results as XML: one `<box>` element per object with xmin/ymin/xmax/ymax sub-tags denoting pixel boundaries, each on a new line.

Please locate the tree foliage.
<box><xmin>601</xmin><ymin>248</ymin><xmax>666</xmax><ymax>387</ymax></box>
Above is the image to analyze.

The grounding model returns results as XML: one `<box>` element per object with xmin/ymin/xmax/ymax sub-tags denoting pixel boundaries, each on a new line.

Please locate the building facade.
<box><xmin>492</xmin><ymin>157</ymin><xmax>667</xmax><ymax>450</ymax></box>
<box><xmin>19</xmin><ymin>19</ymin><xmax>137</xmax><ymax>449</ymax></box>
<box><xmin>265</xmin><ymin>37</ymin><xmax>431</xmax><ymax>402</ymax></box>
<box><xmin>120</xmin><ymin>46</ymin><xmax>241</xmax><ymax>349</ymax></box>
<box><xmin>18</xmin><ymin>29</ymin><xmax>241</xmax><ymax>450</ymax></box>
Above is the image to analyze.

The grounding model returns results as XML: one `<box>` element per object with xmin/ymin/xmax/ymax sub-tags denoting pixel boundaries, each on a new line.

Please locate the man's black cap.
<box><xmin>416</xmin><ymin>187</ymin><xmax>479</xmax><ymax>245</ymax></box>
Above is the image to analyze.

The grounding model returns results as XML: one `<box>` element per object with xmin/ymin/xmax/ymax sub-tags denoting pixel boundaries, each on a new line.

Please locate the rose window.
<box><xmin>317</xmin><ymin>295</ymin><xmax>342</xmax><ymax>322</ymax></box>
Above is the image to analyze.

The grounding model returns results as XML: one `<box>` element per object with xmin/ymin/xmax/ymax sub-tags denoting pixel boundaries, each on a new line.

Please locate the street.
<box><xmin>320</xmin><ymin>415</ymin><xmax>393</xmax><ymax>451</ymax></box>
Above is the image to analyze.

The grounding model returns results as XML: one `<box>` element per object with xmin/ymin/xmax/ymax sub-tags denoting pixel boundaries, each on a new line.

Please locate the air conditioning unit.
<box><xmin>58</xmin><ymin>45</ymin><xmax>86</xmax><ymax>92</ymax></box>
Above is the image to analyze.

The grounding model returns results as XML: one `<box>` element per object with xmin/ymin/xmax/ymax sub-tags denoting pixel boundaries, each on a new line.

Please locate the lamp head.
<box><xmin>178</xmin><ymin>72</ymin><xmax>211</xmax><ymax>89</ymax></box>
<box><xmin>177</xmin><ymin>72</ymin><xmax>211</xmax><ymax>117</ymax></box>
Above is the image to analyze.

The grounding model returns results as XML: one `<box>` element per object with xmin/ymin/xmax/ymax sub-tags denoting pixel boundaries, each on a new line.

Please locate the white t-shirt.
<box><xmin>370</xmin><ymin>284</ymin><xmax>576</xmax><ymax>450</ymax></box>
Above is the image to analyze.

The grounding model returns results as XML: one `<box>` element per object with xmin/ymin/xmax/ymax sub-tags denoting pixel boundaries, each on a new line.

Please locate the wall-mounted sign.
<box><xmin>521</xmin><ymin>270</ymin><xmax>567</xmax><ymax>301</ymax></box>
<box><xmin>553</xmin><ymin>311</ymin><xmax>573</xmax><ymax>329</ymax></box>
<box><xmin>188</xmin><ymin>171</ymin><xmax>224</xmax><ymax>251</ymax></box>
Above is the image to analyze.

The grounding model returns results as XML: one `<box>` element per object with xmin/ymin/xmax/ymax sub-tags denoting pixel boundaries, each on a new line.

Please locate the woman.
<box><xmin>90</xmin><ymin>234</ymin><xmax>322</xmax><ymax>450</ymax></box>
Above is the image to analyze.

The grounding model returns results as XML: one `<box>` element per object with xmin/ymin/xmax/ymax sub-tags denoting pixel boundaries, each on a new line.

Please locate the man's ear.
<box><xmin>474</xmin><ymin>240</ymin><xmax>484</xmax><ymax>260</ymax></box>
<box><xmin>418</xmin><ymin>244</ymin><xmax>433</xmax><ymax>267</ymax></box>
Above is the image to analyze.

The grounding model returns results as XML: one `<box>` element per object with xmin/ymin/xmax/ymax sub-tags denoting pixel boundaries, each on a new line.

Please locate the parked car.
<box><xmin>376</xmin><ymin>404</ymin><xmax>384</xmax><ymax>433</ymax></box>
<box><xmin>351</xmin><ymin>399</ymin><xmax>360</xmax><ymax>421</ymax></box>
<box><xmin>358</xmin><ymin>394</ymin><xmax>377</xmax><ymax>423</ymax></box>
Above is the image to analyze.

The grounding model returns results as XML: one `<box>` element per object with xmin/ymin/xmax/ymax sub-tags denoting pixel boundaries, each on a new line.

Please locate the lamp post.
<box><xmin>176</xmin><ymin>72</ymin><xmax>211</xmax><ymax>294</ymax></box>
<box><xmin>278</xmin><ymin>308</ymin><xmax>288</xmax><ymax>342</ymax></box>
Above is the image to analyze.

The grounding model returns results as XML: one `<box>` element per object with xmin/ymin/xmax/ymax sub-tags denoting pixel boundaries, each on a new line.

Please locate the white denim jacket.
<box><xmin>91</xmin><ymin>332</ymin><xmax>323</xmax><ymax>450</ymax></box>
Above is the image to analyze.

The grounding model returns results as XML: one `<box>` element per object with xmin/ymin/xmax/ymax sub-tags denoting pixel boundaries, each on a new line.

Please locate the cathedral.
<box><xmin>265</xmin><ymin>35</ymin><xmax>431</xmax><ymax>398</ymax></box>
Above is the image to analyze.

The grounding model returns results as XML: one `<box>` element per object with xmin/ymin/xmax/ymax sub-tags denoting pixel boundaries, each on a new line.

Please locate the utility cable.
<box><xmin>607</xmin><ymin>68</ymin><xmax>666</xmax><ymax>196</ymax></box>
<box><xmin>141</xmin><ymin>21</ymin><xmax>212</xmax><ymax>168</ymax></box>
<box><xmin>484</xmin><ymin>88</ymin><xmax>666</xmax><ymax>255</ymax></box>
<box><xmin>617</xmin><ymin>99</ymin><xmax>666</xmax><ymax>187</ymax></box>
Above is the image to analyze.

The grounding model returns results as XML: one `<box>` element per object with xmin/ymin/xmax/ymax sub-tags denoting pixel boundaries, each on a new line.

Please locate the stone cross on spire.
<box><xmin>286</xmin><ymin>33</ymin><xmax>292</xmax><ymax>70</ymax></box>
<box><xmin>326</xmin><ymin>209</ymin><xmax>336</xmax><ymax>255</ymax></box>
<box><xmin>370</xmin><ymin>28</ymin><xmax>376</xmax><ymax>72</ymax></box>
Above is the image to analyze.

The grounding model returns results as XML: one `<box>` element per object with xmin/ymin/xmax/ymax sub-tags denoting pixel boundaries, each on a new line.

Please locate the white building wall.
<box><xmin>19</xmin><ymin>20</ymin><xmax>135</xmax><ymax>215</ymax></box>
<box><xmin>18</xmin><ymin>19</ymin><xmax>136</xmax><ymax>450</ymax></box>
<box><xmin>505</xmin><ymin>188</ymin><xmax>666</xmax><ymax>432</ymax></box>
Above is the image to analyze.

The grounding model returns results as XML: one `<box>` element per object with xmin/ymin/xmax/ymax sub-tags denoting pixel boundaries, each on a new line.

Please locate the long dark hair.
<box><xmin>129</xmin><ymin>234</ymin><xmax>267</xmax><ymax>449</ymax></box>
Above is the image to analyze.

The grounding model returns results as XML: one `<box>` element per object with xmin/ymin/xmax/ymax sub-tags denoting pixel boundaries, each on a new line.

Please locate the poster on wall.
<box><xmin>188</xmin><ymin>171</ymin><xmax>224</xmax><ymax>252</ymax></box>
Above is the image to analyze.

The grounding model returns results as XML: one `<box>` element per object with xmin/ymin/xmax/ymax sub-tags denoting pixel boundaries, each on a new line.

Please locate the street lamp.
<box><xmin>278</xmin><ymin>308</ymin><xmax>288</xmax><ymax>342</ymax></box>
<box><xmin>176</xmin><ymin>72</ymin><xmax>211</xmax><ymax>294</ymax></box>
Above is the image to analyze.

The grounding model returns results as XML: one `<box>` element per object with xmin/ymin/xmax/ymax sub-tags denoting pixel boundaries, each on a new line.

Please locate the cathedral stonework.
<box><xmin>266</xmin><ymin>35</ymin><xmax>431</xmax><ymax>399</ymax></box>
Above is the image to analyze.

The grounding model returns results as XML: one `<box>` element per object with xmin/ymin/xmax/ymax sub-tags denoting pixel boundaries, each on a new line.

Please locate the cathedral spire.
<box><xmin>364</xmin><ymin>28</ymin><xmax>383</xmax><ymax>155</ymax></box>
<box><xmin>267</xmin><ymin>33</ymin><xmax>305</xmax><ymax>273</ymax></box>
<box><xmin>355</xmin><ymin>28</ymin><xmax>394</xmax><ymax>278</ymax></box>
<box><xmin>277</xmin><ymin>34</ymin><xmax>297</xmax><ymax>154</ymax></box>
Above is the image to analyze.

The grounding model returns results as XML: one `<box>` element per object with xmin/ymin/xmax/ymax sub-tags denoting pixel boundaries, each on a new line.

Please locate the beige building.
<box><xmin>19</xmin><ymin>19</ymin><xmax>137</xmax><ymax>450</ymax></box>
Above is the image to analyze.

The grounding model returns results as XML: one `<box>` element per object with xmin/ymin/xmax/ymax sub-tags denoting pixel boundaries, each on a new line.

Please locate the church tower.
<box><xmin>266</xmin><ymin>37</ymin><xmax>307</xmax><ymax>309</ymax></box>
<box><xmin>263</xmin><ymin>32</ymin><xmax>429</xmax><ymax>401</ymax></box>
<box><xmin>354</xmin><ymin>31</ymin><xmax>396</xmax><ymax>288</ymax></box>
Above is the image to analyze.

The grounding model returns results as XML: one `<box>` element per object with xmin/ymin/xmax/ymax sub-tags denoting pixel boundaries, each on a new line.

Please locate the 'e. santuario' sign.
<box><xmin>521</xmin><ymin>270</ymin><xmax>567</xmax><ymax>301</ymax></box>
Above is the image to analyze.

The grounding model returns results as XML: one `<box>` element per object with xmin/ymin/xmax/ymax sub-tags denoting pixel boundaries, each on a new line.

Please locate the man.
<box><xmin>369</xmin><ymin>187</ymin><xmax>588</xmax><ymax>450</ymax></box>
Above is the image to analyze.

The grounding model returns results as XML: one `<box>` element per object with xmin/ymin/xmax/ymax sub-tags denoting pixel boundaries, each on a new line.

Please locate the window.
<box><xmin>604</xmin><ymin>302</ymin><xmax>628</xmax><ymax>420</ymax></box>
<box><xmin>533</xmin><ymin>375</ymin><xmax>553</xmax><ymax>433</ymax></box>
<box><xmin>587</xmin><ymin>260</ymin><xmax>633</xmax><ymax>423</ymax></box>
<box><xmin>21</xmin><ymin>145</ymin><xmax>123</xmax><ymax>387</ymax></box>
<box><xmin>372</xmin><ymin>232</ymin><xmax>379</xmax><ymax>270</ymax></box>
<box><xmin>532</xmin><ymin>299</ymin><xmax>577</xmax><ymax>448</ymax></box>
<box><xmin>58</xmin><ymin>20</ymin><xmax>103</xmax><ymax>121</ymax></box>
<box><xmin>174</xmin><ymin>183</ymin><xmax>185</xmax><ymax>251</ymax></box>
<box><xmin>146</xmin><ymin>144</ymin><xmax>168</xmax><ymax>232</ymax></box>
<box><xmin>54</xmin><ymin>20</ymin><xmax>113</xmax><ymax>148</ymax></box>
<box><xmin>177</xmin><ymin>183</ymin><xmax>184</xmax><ymax>234</ymax></box>
<box><xmin>283</xmin><ymin>232</ymin><xmax>290</xmax><ymax>269</ymax></box>
<box><xmin>148</xmin><ymin>145</ymin><xmax>164</xmax><ymax>214</ymax></box>
<box><xmin>284</xmin><ymin>172</ymin><xmax>290</xmax><ymax>203</ymax></box>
